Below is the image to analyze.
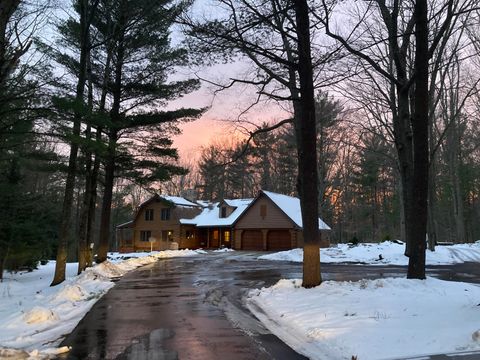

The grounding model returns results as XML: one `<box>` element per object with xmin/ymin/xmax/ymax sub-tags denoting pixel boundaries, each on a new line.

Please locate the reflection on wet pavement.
<box><xmin>117</xmin><ymin>329</ymin><xmax>177</xmax><ymax>360</ymax></box>
<box><xmin>59</xmin><ymin>252</ymin><xmax>480</xmax><ymax>360</ymax></box>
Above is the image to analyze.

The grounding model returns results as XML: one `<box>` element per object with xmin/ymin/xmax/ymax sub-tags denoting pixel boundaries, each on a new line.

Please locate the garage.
<box><xmin>241</xmin><ymin>230</ymin><xmax>264</xmax><ymax>250</ymax></box>
<box><xmin>267</xmin><ymin>230</ymin><xmax>292</xmax><ymax>251</ymax></box>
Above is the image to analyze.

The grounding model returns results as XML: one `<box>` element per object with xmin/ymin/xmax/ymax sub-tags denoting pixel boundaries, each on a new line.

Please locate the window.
<box><xmin>186</xmin><ymin>230</ymin><xmax>194</xmax><ymax>239</ymax></box>
<box><xmin>161</xmin><ymin>208</ymin><xmax>170</xmax><ymax>220</ymax></box>
<box><xmin>260</xmin><ymin>204</ymin><xmax>267</xmax><ymax>219</ymax></box>
<box><xmin>224</xmin><ymin>231</ymin><xmax>230</xmax><ymax>243</ymax></box>
<box><xmin>145</xmin><ymin>209</ymin><xmax>154</xmax><ymax>221</ymax></box>
<box><xmin>140</xmin><ymin>230</ymin><xmax>151</xmax><ymax>242</ymax></box>
<box><xmin>220</xmin><ymin>206</ymin><xmax>227</xmax><ymax>218</ymax></box>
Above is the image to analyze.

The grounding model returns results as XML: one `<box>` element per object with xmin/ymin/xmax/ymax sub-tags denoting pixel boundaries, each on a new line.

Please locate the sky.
<box><xmin>170</xmin><ymin>62</ymin><xmax>291</xmax><ymax>161</ymax></box>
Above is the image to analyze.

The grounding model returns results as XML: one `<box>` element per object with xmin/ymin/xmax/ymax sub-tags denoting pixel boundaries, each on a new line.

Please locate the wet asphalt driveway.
<box><xmin>59</xmin><ymin>251</ymin><xmax>480</xmax><ymax>360</ymax></box>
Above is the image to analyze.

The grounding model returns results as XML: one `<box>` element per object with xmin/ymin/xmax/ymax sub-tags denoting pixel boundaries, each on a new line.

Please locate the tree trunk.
<box><xmin>77</xmin><ymin>48</ymin><xmax>94</xmax><ymax>275</ymax></box>
<box><xmin>96</xmin><ymin>132</ymin><xmax>116</xmax><ymax>263</ymax></box>
<box><xmin>394</xmin><ymin>89</ymin><xmax>414</xmax><ymax>257</ymax></box>
<box><xmin>448</xmin><ymin>115</ymin><xmax>466</xmax><ymax>243</ymax></box>
<box><xmin>51</xmin><ymin>0</ymin><xmax>89</xmax><ymax>286</ymax></box>
<box><xmin>96</xmin><ymin>29</ymin><xmax>124</xmax><ymax>263</ymax></box>
<box><xmin>0</xmin><ymin>253</ymin><xmax>5</xmax><ymax>281</ymax></box>
<box><xmin>407</xmin><ymin>0</ymin><xmax>429</xmax><ymax>279</ymax></box>
<box><xmin>86</xmin><ymin>39</ymin><xmax>113</xmax><ymax>265</ymax></box>
<box><xmin>293</xmin><ymin>0</ymin><xmax>321</xmax><ymax>288</ymax></box>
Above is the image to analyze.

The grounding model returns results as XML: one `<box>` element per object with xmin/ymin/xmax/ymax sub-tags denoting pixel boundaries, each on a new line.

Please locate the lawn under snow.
<box><xmin>259</xmin><ymin>241</ymin><xmax>480</xmax><ymax>265</ymax></box>
<box><xmin>247</xmin><ymin>277</ymin><xmax>480</xmax><ymax>360</ymax></box>
<box><xmin>0</xmin><ymin>249</ymin><xmax>204</xmax><ymax>358</ymax></box>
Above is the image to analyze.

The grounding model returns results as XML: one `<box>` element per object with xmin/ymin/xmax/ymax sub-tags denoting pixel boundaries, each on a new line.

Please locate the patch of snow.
<box><xmin>247</xmin><ymin>277</ymin><xmax>480</xmax><ymax>360</ymax></box>
<box><xmin>259</xmin><ymin>241</ymin><xmax>480</xmax><ymax>265</ymax></box>
<box><xmin>0</xmin><ymin>249</ymin><xmax>206</xmax><ymax>356</ymax></box>
<box><xmin>213</xmin><ymin>248</ymin><xmax>235</xmax><ymax>253</ymax></box>
<box><xmin>23</xmin><ymin>307</ymin><xmax>59</xmax><ymax>324</ymax></box>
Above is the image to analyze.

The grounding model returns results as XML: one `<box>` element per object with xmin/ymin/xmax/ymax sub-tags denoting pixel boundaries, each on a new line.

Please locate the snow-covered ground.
<box><xmin>247</xmin><ymin>277</ymin><xmax>480</xmax><ymax>360</ymax></box>
<box><xmin>0</xmin><ymin>249</ymin><xmax>204</xmax><ymax>358</ymax></box>
<box><xmin>259</xmin><ymin>241</ymin><xmax>480</xmax><ymax>265</ymax></box>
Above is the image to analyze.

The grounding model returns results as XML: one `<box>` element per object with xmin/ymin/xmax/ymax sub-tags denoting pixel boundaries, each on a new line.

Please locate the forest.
<box><xmin>0</xmin><ymin>0</ymin><xmax>479</xmax><ymax>286</ymax></box>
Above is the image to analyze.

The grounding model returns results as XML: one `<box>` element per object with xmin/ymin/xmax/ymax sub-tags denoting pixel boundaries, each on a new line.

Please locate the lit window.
<box><xmin>145</xmin><ymin>209</ymin><xmax>154</xmax><ymax>221</ymax></box>
<box><xmin>224</xmin><ymin>231</ymin><xmax>230</xmax><ymax>242</ymax></box>
<box><xmin>161</xmin><ymin>208</ymin><xmax>170</xmax><ymax>220</ymax></box>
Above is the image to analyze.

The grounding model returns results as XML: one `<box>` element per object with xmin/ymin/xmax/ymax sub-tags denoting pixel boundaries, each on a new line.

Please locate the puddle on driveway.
<box><xmin>116</xmin><ymin>329</ymin><xmax>177</xmax><ymax>360</ymax></box>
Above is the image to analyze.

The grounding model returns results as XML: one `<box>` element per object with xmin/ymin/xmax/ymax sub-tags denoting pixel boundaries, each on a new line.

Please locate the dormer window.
<box><xmin>220</xmin><ymin>206</ymin><xmax>227</xmax><ymax>218</ymax></box>
<box><xmin>145</xmin><ymin>209</ymin><xmax>154</xmax><ymax>221</ymax></box>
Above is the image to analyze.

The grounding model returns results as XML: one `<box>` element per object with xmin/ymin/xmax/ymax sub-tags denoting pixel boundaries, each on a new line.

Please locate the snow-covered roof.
<box><xmin>161</xmin><ymin>195</ymin><xmax>199</xmax><ymax>207</ymax></box>
<box><xmin>180</xmin><ymin>198</ymin><xmax>253</xmax><ymax>227</ymax></box>
<box><xmin>137</xmin><ymin>194</ymin><xmax>200</xmax><ymax>208</ymax></box>
<box><xmin>262</xmin><ymin>190</ymin><xmax>331</xmax><ymax>230</ymax></box>
<box><xmin>116</xmin><ymin>220</ymin><xmax>134</xmax><ymax>228</ymax></box>
<box><xmin>195</xmin><ymin>200</ymin><xmax>210</xmax><ymax>208</ymax></box>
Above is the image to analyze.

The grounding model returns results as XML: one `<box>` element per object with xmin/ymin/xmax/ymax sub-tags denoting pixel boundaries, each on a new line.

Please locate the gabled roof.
<box><xmin>161</xmin><ymin>195</ymin><xmax>200</xmax><ymax>207</ymax></box>
<box><xmin>137</xmin><ymin>194</ymin><xmax>200</xmax><ymax>209</ymax></box>
<box><xmin>180</xmin><ymin>198</ymin><xmax>253</xmax><ymax>227</ymax></box>
<box><xmin>258</xmin><ymin>190</ymin><xmax>331</xmax><ymax>230</ymax></box>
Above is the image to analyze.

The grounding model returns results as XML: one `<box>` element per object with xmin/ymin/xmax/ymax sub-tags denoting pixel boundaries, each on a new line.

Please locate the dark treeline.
<box><xmin>193</xmin><ymin>88</ymin><xmax>480</xmax><ymax>246</ymax></box>
<box><xmin>0</xmin><ymin>0</ymin><xmax>202</xmax><ymax>283</ymax></box>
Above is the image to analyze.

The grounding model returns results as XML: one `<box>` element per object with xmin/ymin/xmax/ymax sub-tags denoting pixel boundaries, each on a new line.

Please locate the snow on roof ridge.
<box><xmin>180</xmin><ymin>198</ymin><xmax>253</xmax><ymax>226</ymax></box>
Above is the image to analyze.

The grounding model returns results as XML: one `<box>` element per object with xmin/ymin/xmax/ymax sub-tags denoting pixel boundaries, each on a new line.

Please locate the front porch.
<box><xmin>196</xmin><ymin>227</ymin><xmax>233</xmax><ymax>249</ymax></box>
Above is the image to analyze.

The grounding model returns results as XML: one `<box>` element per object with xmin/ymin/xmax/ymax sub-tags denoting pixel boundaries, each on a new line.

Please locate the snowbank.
<box><xmin>0</xmin><ymin>249</ymin><xmax>204</xmax><ymax>357</ymax></box>
<box><xmin>258</xmin><ymin>241</ymin><xmax>480</xmax><ymax>265</ymax></box>
<box><xmin>247</xmin><ymin>277</ymin><xmax>480</xmax><ymax>360</ymax></box>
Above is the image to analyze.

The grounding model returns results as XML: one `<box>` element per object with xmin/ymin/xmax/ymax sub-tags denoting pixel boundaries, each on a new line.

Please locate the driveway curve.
<box><xmin>60</xmin><ymin>251</ymin><xmax>480</xmax><ymax>360</ymax></box>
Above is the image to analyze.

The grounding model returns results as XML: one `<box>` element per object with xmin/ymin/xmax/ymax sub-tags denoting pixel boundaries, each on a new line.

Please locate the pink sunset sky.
<box><xmin>170</xmin><ymin>63</ymin><xmax>291</xmax><ymax>162</ymax></box>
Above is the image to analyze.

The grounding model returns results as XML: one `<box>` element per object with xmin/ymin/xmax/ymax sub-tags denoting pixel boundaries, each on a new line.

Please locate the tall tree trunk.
<box><xmin>394</xmin><ymin>89</ymin><xmax>414</xmax><ymax>256</ymax></box>
<box><xmin>407</xmin><ymin>0</ymin><xmax>429</xmax><ymax>279</ymax></box>
<box><xmin>449</xmin><ymin>118</ymin><xmax>466</xmax><ymax>243</ymax></box>
<box><xmin>97</xmin><ymin>131</ymin><xmax>116</xmax><ymax>263</ymax></box>
<box><xmin>77</xmin><ymin>48</ymin><xmax>94</xmax><ymax>275</ymax></box>
<box><xmin>96</xmin><ymin>27</ymin><xmax>124</xmax><ymax>263</ymax></box>
<box><xmin>51</xmin><ymin>0</ymin><xmax>89</xmax><ymax>286</ymax></box>
<box><xmin>293</xmin><ymin>0</ymin><xmax>321</xmax><ymax>288</ymax></box>
<box><xmin>0</xmin><ymin>251</ymin><xmax>6</xmax><ymax>281</ymax></box>
<box><xmin>86</xmin><ymin>38</ymin><xmax>113</xmax><ymax>265</ymax></box>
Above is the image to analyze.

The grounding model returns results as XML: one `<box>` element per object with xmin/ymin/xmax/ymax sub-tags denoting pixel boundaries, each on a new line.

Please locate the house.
<box><xmin>232</xmin><ymin>190</ymin><xmax>331</xmax><ymax>251</ymax></box>
<box><xmin>116</xmin><ymin>194</ymin><xmax>202</xmax><ymax>252</ymax></box>
<box><xmin>180</xmin><ymin>198</ymin><xmax>253</xmax><ymax>248</ymax></box>
<box><xmin>116</xmin><ymin>190</ymin><xmax>331</xmax><ymax>252</ymax></box>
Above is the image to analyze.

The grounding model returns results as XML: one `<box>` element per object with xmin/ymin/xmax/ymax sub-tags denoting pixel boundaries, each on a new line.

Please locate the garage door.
<box><xmin>242</xmin><ymin>230</ymin><xmax>263</xmax><ymax>250</ymax></box>
<box><xmin>267</xmin><ymin>230</ymin><xmax>292</xmax><ymax>251</ymax></box>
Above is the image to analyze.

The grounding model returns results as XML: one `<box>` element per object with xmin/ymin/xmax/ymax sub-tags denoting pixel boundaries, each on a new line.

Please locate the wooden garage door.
<box><xmin>242</xmin><ymin>230</ymin><xmax>263</xmax><ymax>250</ymax></box>
<box><xmin>267</xmin><ymin>230</ymin><xmax>292</xmax><ymax>251</ymax></box>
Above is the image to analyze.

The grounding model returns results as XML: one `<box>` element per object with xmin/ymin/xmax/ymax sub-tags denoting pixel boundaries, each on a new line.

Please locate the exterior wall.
<box><xmin>178</xmin><ymin>225</ymin><xmax>200</xmax><ymax>249</ymax></box>
<box><xmin>235</xmin><ymin>195</ymin><xmax>295</xmax><ymax>229</ymax></box>
<box><xmin>132</xmin><ymin>199</ymin><xmax>202</xmax><ymax>251</ymax></box>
